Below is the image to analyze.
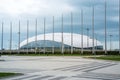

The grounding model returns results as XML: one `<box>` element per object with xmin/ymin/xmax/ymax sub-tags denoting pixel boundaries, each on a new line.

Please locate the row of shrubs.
<box><xmin>1</xmin><ymin>51</ymin><xmax>120</xmax><ymax>55</ymax></box>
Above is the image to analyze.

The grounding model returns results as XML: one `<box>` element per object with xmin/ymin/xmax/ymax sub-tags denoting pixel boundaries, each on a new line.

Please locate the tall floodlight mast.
<box><xmin>81</xmin><ymin>9</ymin><xmax>83</xmax><ymax>54</ymax></box>
<box><xmin>52</xmin><ymin>16</ymin><xmax>55</xmax><ymax>54</ymax></box>
<box><xmin>105</xmin><ymin>1</ymin><xmax>107</xmax><ymax>54</ymax></box>
<box><xmin>1</xmin><ymin>22</ymin><xmax>3</xmax><ymax>55</ymax></box>
<box><xmin>109</xmin><ymin>35</ymin><xmax>112</xmax><ymax>51</ymax></box>
<box><xmin>119</xmin><ymin>0</ymin><xmax>120</xmax><ymax>54</ymax></box>
<box><xmin>10</xmin><ymin>22</ymin><xmax>12</xmax><ymax>54</ymax></box>
<box><xmin>18</xmin><ymin>20</ymin><xmax>20</xmax><ymax>54</ymax></box>
<box><xmin>92</xmin><ymin>6</ymin><xmax>95</xmax><ymax>54</ymax></box>
<box><xmin>27</xmin><ymin>20</ymin><xmax>29</xmax><ymax>54</ymax></box>
<box><xmin>44</xmin><ymin>18</ymin><xmax>46</xmax><ymax>54</ymax></box>
<box><xmin>61</xmin><ymin>14</ymin><xmax>64</xmax><ymax>54</ymax></box>
<box><xmin>95</xmin><ymin>33</ymin><xmax>97</xmax><ymax>50</ymax></box>
<box><xmin>71</xmin><ymin>12</ymin><xmax>73</xmax><ymax>54</ymax></box>
<box><xmin>35</xmin><ymin>19</ymin><xmax>37</xmax><ymax>54</ymax></box>
<box><xmin>86</xmin><ymin>28</ymin><xmax>90</xmax><ymax>48</ymax></box>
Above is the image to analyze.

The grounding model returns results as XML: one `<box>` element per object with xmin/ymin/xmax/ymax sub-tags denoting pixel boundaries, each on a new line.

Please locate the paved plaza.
<box><xmin>0</xmin><ymin>56</ymin><xmax>120</xmax><ymax>80</ymax></box>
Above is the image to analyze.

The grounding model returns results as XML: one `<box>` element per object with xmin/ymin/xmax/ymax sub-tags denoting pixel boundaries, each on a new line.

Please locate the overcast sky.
<box><xmin>0</xmin><ymin>0</ymin><xmax>119</xmax><ymax>50</ymax></box>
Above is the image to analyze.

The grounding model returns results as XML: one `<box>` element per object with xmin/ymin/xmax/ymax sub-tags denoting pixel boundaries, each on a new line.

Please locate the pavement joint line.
<box><xmin>83</xmin><ymin>63</ymin><xmax>117</xmax><ymax>72</ymax></box>
<box><xmin>61</xmin><ymin>62</ymin><xmax>102</xmax><ymax>71</ymax></box>
<box><xmin>0</xmin><ymin>68</ymin><xmax>44</xmax><ymax>73</ymax></box>
<box><xmin>73</xmin><ymin>72</ymin><xmax>120</xmax><ymax>80</ymax></box>
<box><xmin>18</xmin><ymin>75</ymin><xmax>42</xmax><ymax>80</ymax></box>
<box><xmin>54</xmin><ymin>62</ymin><xmax>97</xmax><ymax>70</ymax></box>
<box><xmin>30</xmin><ymin>75</ymin><xmax>53</xmax><ymax>80</ymax></box>
<box><xmin>48</xmin><ymin>76</ymin><xmax>67</xmax><ymax>80</ymax></box>
<box><xmin>8</xmin><ymin>75</ymin><xmax>39</xmax><ymax>80</ymax></box>
<box><xmin>72</xmin><ymin>63</ymin><xmax>117</xmax><ymax>72</ymax></box>
<box><xmin>54</xmin><ymin>62</ymin><xmax>117</xmax><ymax>72</ymax></box>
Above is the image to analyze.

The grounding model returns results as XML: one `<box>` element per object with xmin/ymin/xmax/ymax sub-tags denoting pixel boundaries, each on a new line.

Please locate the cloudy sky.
<box><xmin>0</xmin><ymin>0</ymin><xmax>119</xmax><ymax>50</ymax></box>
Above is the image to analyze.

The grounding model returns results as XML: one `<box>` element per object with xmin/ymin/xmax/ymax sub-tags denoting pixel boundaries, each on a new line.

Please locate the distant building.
<box><xmin>20</xmin><ymin>33</ymin><xmax>103</xmax><ymax>50</ymax></box>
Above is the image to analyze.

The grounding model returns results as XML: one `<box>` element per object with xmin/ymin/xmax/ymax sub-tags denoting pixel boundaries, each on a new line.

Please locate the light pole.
<box><xmin>31</xmin><ymin>43</ymin><xmax>32</xmax><ymax>50</ymax></box>
<box><xmin>61</xmin><ymin>14</ymin><xmax>64</xmax><ymax>54</ymax></box>
<box><xmin>8</xmin><ymin>40</ymin><xmax>9</xmax><ymax>50</ymax></box>
<box><xmin>35</xmin><ymin>19</ymin><xmax>37</xmax><ymax>54</ymax></box>
<box><xmin>86</xmin><ymin>28</ymin><xmax>90</xmax><ymax>49</ymax></box>
<box><xmin>44</xmin><ymin>18</ymin><xmax>46</xmax><ymax>54</ymax></box>
<box><xmin>15</xmin><ymin>45</ymin><xmax>17</xmax><ymax>50</ymax></box>
<box><xmin>109</xmin><ymin>35</ymin><xmax>113</xmax><ymax>51</ymax></box>
<box><xmin>71</xmin><ymin>12</ymin><xmax>73</xmax><ymax>54</ymax></box>
<box><xmin>119</xmin><ymin>0</ymin><xmax>120</xmax><ymax>54</ymax></box>
<box><xmin>52</xmin><ymin>16</ymin><xmax>54</xmax><ymax>54</ymax></box>
<box><xmin>92</xmin><ymin>6</ymin><xmax>95</xmax><ymax>55</ymax></box>
<box><xmin>18</xmin><ymin>20</ymin><xmax>20</xmax><ymax>54</ymax></box>
<box><xmin>10</xmin><ymin>22</ymin><xmax>12</xmax><ymax>54</ymax></box>
<box><xmin>81</xmin><ymin>9</ymin><xmax>83</xmax><ymax>54</ymax></box>
<box><xmin>95</xmin><ymin>33</ymin><xmax>98</xmax><ymax>50</ymax></box>
<box><xmin>1</xmin><ymin>22</ymin><xmax>3</xmax><ymax>55</ymax></box>
<box><xmin>105</xmin><ymin>1</ymin><xmax>107</xmax><ymax>54</ymax></box>
<box><xmin>27</xmin><ymin>20</ymin><xmax>29</xmax><ymax>54</ymax></box>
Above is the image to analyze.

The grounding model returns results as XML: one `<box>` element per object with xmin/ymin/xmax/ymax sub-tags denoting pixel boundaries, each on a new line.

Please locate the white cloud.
<box><xmin>0</xmin><ymin>0</ymin><xmax>75</xmax><ymax>17</ymax></box>
<box><xmin>0</xmin><ymin>0</ymin><xmax>76</xmax><ymax>34</ymax></box>
<box><xmin>0</xmin><ymin>0</ymin><xmax>37</xmax><ymax>15</ymax></box>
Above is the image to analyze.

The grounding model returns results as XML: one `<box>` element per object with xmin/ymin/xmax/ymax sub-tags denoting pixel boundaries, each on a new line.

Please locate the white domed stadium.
<box><xmin>20</xmin><ymin>33</ymin><xmax>103</xmax><ymax>50</ymax></box>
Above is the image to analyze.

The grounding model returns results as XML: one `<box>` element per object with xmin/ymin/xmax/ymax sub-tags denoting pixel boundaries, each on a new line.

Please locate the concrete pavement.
<box><xmin>0</xmin><ymin>56</ymin><xmax>120</xmax><ymax>80</ymax></box>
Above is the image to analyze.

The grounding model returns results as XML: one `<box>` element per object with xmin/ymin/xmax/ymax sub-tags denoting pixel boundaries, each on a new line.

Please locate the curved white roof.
<box><xmin>20</xmin><ymin>33</ymin><xmax>103</xmax><ymax>48</ymax></box>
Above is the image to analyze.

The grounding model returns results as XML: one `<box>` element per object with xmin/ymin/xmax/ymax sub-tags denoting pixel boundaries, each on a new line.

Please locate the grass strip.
<box><xmin>0</xmin><ymin>72</ymin><xmax>22</xmax><ymax>78</ymax></box>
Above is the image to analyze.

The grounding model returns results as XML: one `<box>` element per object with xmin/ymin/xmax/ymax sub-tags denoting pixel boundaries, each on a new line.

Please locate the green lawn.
<box><xmin>85</xmin><ymin>55</ymin><xmax>120</xmax><ymax>61</ymax></box>
<box><xmin>3</xmin><ymin>53</ymin><xmax>92</xmax><ymax>56</ymax></box>
<box><xmin>0</xmin><ymin>72</ymin><xmax>22</xmax><ymax>78</ymax></box>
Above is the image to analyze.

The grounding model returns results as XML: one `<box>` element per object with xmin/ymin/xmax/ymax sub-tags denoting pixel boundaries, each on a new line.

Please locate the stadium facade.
<box><xmin>20</xmin><ymin>33</ymin><xmax>103</xmax><ymax>50</ymax></box>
